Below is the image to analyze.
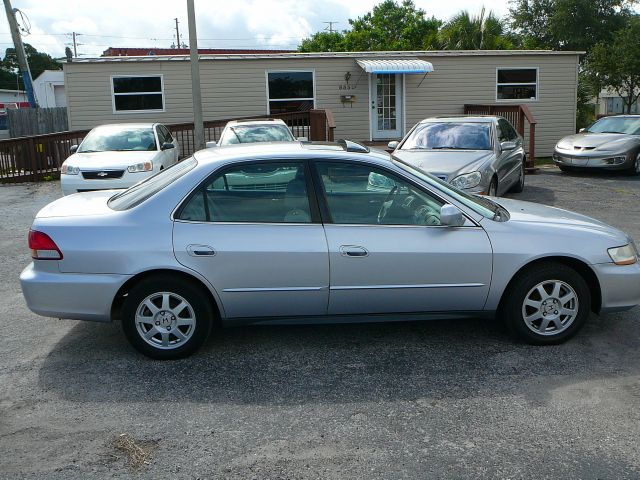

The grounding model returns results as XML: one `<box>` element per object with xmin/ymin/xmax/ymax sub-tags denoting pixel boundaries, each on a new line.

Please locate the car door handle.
<box><xmin>339</xmin><ymin>245</ymin><xmax>369</xmax><ymax>257</ymax></box>
<box><xmin>187</xmin><ymin>244</ymin><xmax>216</xmax><ymax>257</ymax></box>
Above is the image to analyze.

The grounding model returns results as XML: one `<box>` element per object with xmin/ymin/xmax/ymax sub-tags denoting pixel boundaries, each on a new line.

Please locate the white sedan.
<box><xmin>60</xmin><ymin>123</ymin><xmax>180</xmax><ymax>195</ymax></box>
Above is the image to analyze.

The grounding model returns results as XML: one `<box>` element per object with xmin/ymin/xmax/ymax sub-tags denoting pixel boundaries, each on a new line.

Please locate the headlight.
<box><xmin>127</xmin><ymin>161</ymin><xmax>153</xmax><ymax>173</ymax></box>
<box><xmin>608</xmin><ymin>244</ymin><xmax>638</xmax><ymax>265</ymax></box>
<box><xmin>60</xmin><ymin>163</ymin><xmax>79</xmax><ymax>175</ymax></box>
<box><xmin>556</xmin><ymin>139</ymin><xmax>572</xmax><ymax>149</ymax></box>
<box><xmin>450</xmin><ymin>171</ymin><xmax>482</xmax><ymax>190</ymax></box>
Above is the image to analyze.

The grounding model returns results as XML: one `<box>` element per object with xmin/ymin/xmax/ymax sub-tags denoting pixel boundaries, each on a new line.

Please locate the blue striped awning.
<box><xmin>356</xmin><ymin>58</ymin><xmax>434</xmax><ymax>74</ymax></box>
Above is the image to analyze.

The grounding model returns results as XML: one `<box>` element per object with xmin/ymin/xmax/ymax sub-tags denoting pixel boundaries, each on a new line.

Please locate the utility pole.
<box><xmin>71</xmin><ymin>32</ymin><xmax>82</xmax><ymax>58</ymax></box>
<box><xmin>187</xmin><ymin>0</ymin><xmax>204</xmax><ymax>151</ymax></box>
<box><xmin>3</xmin><ymin>0</ymin><xmax>36</xmax><ymax>106</ymax></box>
<box><xmin>323</xmin><ymin>21</ymin><xmax>338</xmax><ymax>33</ymax></box>
<box><xmin>173</xmin><ymin>18</ymin><xmax>186</xmax><ymax>49</ymax></box>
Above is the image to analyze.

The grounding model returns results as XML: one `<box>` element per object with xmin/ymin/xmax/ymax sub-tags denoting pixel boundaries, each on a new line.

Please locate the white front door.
<box><xmin>370</xmin><ymin>73</ymin><xmax>403</xmax><ymax>140</ymax></box>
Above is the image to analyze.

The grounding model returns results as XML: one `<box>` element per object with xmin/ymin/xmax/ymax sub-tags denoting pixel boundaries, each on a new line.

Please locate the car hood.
<box><xmin>493</xmin><ymin>197</ymin><xmax>627</xmax><ymax>240</ymax></box>
<box><xmin>66</xmin><ymin>150</ymin><xmax>159</xmax><ymax>169</ymax></box>
<box><xmin>393</xmin><ymin>150</ymin><xmax>494</xmax><ymax>178</ymax></box>
<box><xmin>556</xmin><ymin>132</ymin><xmax>639</xmax><ymax>152</ymax></box>
<box><xmin>36</xmin><ymin>190</ymin><xmax>117</xmax><ymax>218</ymax></box>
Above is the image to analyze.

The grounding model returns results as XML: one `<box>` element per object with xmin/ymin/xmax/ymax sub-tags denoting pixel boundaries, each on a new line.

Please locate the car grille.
<box><xmin>81</xmin><ymin>170</ymin><xmax>125</xmax><ymax>180</ymax></box>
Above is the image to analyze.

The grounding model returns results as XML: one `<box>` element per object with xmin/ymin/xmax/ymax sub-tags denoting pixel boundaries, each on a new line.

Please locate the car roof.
<box><xmin>419</xmin><ymin>116</ymin><xmax>497</xmax><ymax>123</ymax></box>
<box><xmin>193</xmin><ymin>141</ymin><xmax>390</xmax><ymax>166</ymax></box>
<box><xmin>225</xmin><ymin>119</ymin><xmax>288</xmax><ymax>127</ymax></box>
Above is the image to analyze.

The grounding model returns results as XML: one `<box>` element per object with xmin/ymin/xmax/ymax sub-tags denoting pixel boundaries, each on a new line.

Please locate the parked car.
<box><xmin>21</xmin><ymin>141</ymin><xmax>640</xmax><ymax>359</ymax></box>
<box><xmin>553</xmin><ymin>115</ymin><xmax>640</xmax><ymax>174</ymax></box>
<box><xmin>206</xmin><ymin>118</ymin><xmax>304</xmax><ymax>148</ymax></box>
<box><xmin>60</xmin><ymin>123</ymin><xmax>180</xmax><ymax>195</ymax></box>
<box><xmin>388</xmin><ymin>116</ymin><xmax>526</xmax><ymax>196</ymax></box>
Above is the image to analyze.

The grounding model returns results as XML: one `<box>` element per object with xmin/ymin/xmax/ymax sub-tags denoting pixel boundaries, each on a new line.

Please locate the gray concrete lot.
<box><xmin>1</xmin><ymin>167</ymin><xmax>640</xmax><ymax>479</ymax></box>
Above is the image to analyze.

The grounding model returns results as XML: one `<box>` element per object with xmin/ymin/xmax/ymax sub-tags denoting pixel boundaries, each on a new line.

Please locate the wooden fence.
<box><xmin>0</xmin><ymin>109</ymin><xmax>336</xmax><ymax>183</ymax></box>
<box><xmin>7</xmin><ymin>107</ymin><xmax>69</xmax><ymax>138</ymax></box>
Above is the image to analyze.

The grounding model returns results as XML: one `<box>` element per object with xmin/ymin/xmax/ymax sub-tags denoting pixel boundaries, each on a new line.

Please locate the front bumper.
<box><xmin>20</xmin><ymin>263</ymin><xmax>130</xmax><ymax>322</ymax></box>
<box><xmin>592</xmin><ymin>261</ymin><xmax>640</xmax><ymax>313</ymax></box>
<box><xmin>60</xmin><ymin>170</ymin><xmax>153</xmax><ymax>195</ymax></box>
<box><xmin>553</xmin><ymin>151</ymin><xmax>631</xmax><ymax>170</ymax></box>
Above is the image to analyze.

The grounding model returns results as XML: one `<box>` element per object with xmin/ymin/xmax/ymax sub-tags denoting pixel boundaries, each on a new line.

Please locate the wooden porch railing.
<box><xmin>0</xmin><ymin>109</ymin><xmax>336</xmax><ymax>183</ymax></box>
<box><xmin>464</xmin><ymin>104</ymin><xmax>537</xmax><ymax>171</ymax></box>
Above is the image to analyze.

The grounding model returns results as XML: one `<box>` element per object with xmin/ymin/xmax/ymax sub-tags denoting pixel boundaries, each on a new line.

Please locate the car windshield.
<box><xmin>401</xmin><ymin>122</ymin><xmax>493</xmax><ymax>150</ymax></box>
<box><xmin>393</xmin><ymin>158</ymin><xmax>498</xmax><ymax>219</ymax></box>
<box><xmin>108</xmin><ymin>157</ymin><xmax>197</xmax><ymax>210</ymax></box>
<box><xmin>79</xmin><ymin>126</ymin><xmax>158</xmax><ymax>153</ymax></box>
<box><xmin>586</xmin><ymin>117</ymin><xmax>640</xmax><ymax>135</ymax></box>
<box><xmin>219</xmin><ymin>124</ymin><xmax>295</xmax><ymax>145</ymax></box>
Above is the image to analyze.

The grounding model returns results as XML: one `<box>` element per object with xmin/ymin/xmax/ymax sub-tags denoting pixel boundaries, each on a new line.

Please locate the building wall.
<box><xmin>33</xmin><ymin>70</ymin><xmax>66</xmax><ymax>108</ymax></box>
<box><xmin>65</xmin><ymin>52</ymin><xmax>580</xmax><ymax>157</ymax></box>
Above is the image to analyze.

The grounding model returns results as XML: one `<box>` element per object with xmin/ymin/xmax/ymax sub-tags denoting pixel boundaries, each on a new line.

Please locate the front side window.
<box><xmin>178</xmin><ymin>162</ymin><xmax>312</xmax><ymax>223</ymax></box>
<box><xmin>79</xmin><ymin>126</ymin><xmax>157</xmax><ymax>153</ymax></box>
<box><xmin>316</xmin><ymin>161</ymin><xmax>444</xmax><ymax>226</ymax></box>
<box><xmin>267</xmin><ymin>71</ymin><xmax>314</xmax><ymax>114</ymax></box>
<box><xmin>112</xmin><ymin>75</ymin><xmax>164</xmax><ymax>112</ymax></box>
<box><xmin>497</xmin><ymin>119</ymin><xmax>518</xmax><ymax>142</ymax></box>
<box><xmin>400</xmin><ymin>122</ymin><xmax>492</xmax><ymax>151</ymax></box>
<box><xmin>497</xmin><ymin>68</ymin><xmax>537</xmax><ymax>101</ymax></box>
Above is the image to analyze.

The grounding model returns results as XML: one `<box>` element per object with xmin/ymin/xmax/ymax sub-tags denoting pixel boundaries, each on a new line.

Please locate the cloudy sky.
<box><xmin>0</xmin><ymin>0</ymin><xmax>511</xmax><ymax>58</ymax></box>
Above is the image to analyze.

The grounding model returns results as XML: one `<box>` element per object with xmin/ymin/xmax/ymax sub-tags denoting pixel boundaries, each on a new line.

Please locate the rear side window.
<box><xmin>177</xmin><ymin>162</ymin><xmax>312</xmax><ymax>223</ymax></box>
<box><xmin>109</xmin><ymin>157</ymin><xmax>197</xmax><ymax>210</ymax></box>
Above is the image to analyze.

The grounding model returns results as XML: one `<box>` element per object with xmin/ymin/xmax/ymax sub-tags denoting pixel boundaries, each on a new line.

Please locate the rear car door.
<box><xmin>172</xmin><ymin>160</ymin><xmax>329</xmax><ymax>319</ymax></box>
<box><xmin>313</xmin><ymin>160</ymin><xmax>493</xmax><ymax>315</ymax></box>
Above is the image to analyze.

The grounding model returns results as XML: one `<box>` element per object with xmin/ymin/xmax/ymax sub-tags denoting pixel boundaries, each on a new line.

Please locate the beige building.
<box><xmin>64</xmin><ymin>50</ymin><xmax>581</xmax><ymax>156</ymax></box>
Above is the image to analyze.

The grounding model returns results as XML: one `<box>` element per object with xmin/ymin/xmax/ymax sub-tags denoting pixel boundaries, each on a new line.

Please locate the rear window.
<box><xmin>108</xmin><ymin>157</ymin><xmax>197</xmax><ymax>210</ymax></box>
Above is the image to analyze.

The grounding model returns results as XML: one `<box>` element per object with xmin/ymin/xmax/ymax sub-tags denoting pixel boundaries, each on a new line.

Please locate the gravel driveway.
<box><xmin>1</xmin><ymin>167</ymin><xmax>640</xmax><ymax>479</ymax></box>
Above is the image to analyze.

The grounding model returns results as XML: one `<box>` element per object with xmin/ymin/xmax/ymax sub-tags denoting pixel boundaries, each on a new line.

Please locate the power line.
<box><xmin>323</xmin><ymin>21</ymin><xmax>339</xmax><ymax>33</ymax></box>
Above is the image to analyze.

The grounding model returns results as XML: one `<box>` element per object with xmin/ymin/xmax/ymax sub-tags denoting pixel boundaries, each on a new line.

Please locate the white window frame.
<box><xmin>111</xmin><ymin>74</ymin><xmax>165</xmax><ymax>114</ymax></box>
<box><xmin>495</xmin><ymin>67</ymin><xmax>539</xmax><ymax>103</ymax></box>
<box><xmin>265</xmin><ymin>69</ymin><xmax>316</xmax><ymax>115</ymax></box>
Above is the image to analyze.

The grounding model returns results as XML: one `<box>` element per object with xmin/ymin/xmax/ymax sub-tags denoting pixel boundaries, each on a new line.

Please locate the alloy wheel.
<box><xmin>134</xmin><ymin>291</ymin><xmax>197</xmax><ymax>350</ymax></box>
<box><xmin>521</xmin><ymin>279</ymin><xmax>579</xmax><ymax>336</ymax></box>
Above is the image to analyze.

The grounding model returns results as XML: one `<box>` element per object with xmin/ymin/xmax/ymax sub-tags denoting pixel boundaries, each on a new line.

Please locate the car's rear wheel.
<box><xmin>510</xmin><ymin>161</ymin><xmax>525</xmax><ymax>193</ymax></box>
<box><xmin>500</xmin><ymin>262</ymin><xmax>591</xmax><ymax>345</ymax></box>
<box><xmin>121</xmin><ymin>276</ymin><xmax>213</xmax><ymax>359</ymax></box>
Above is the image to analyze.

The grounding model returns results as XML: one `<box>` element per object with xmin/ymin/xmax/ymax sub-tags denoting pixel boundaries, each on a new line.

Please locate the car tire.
<box><xmin>488</xmin><ymin>176</ymin><xmax>498</xmax><ymax>196</ymax></box>
<box><xmin>558</xmin><ymin>165</ymin><xmax>574</xmax><ymax>173</ymax></box>
<box><xmin>628</xmin><ymin>153</ymin><xmax>640</xmax><ymax>176</ymax></box>
<box><xmin>510</xmin><ymin>161</ymin><xmax>525</xmax><ymax>193</ymax></box>
<box><xmin>500</xmin><ymin>262</ymin><xmax>591</xmax><ymax>345</ymax></box>
<box><xmin>121</xmin><ymin>275</ymin><xmax>214</xmax><ymax>359</ymax></box>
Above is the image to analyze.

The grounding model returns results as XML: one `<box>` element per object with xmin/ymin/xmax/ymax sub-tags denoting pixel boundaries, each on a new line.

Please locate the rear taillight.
<box><xmin>28</xmin><ymin>229</ymin><xmax>63</xmax><ymax>260</ymax></box>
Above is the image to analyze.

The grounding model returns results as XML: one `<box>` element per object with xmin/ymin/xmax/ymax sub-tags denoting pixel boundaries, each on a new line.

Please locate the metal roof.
<box><xmin>356</xmin><ymin>58</ymin><xmax>433</xmax><ymax>74</ymax></box>
<box><xmin>71</xmin><ymin>49</ymin><xmax>585</xmax><ymax>63</ymax></box>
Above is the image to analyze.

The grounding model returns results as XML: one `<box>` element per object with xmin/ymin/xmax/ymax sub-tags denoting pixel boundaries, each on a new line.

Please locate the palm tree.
<box><xmin>437</xmin><ymin>7</ymin><xmax>514</xmax><ymax>50</ymax></box>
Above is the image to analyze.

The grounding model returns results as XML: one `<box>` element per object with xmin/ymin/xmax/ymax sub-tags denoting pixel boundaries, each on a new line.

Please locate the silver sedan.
<box><xmin>389</xmin><ymin>116</ymin><xmax>526</xmax><ymax>196</ymax></box>
<box><xmin>20</xmin><ymin>141</ymin><xmax>640</xmax><ymax>359</ymax></box>
<box><xmin>554</xmin><ymin>115</ymin><xmax>640</xmax><ymax>174</ymax></box>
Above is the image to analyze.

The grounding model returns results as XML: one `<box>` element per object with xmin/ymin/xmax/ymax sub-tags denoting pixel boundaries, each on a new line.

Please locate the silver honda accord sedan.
<box><xmin>20</xmin><ymin>141</ymin><xmax>640</xmax><ymax>359</ymax></box>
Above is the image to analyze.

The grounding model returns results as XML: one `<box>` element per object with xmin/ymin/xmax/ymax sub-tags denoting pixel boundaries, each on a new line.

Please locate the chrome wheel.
<box><xmin>135</xmin><ymin>291</ymin><xmax>196</xmax><ymax>350</ymax></box>
<box><xmin>522</xmin><ymin>280</ymin><xmax>578</xmax><ymax>336</ymax></box>
<box><xmin>635</xmin><ymin>154</ymin><xmax>640</xmax><ymax>174</ymax></box>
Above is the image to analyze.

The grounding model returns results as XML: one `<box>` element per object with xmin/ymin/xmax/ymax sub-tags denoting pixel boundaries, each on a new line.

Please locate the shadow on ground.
<box><xmin>38</xmin><ymin>311</ymin><xmax>640</xmax><ymax>406</ymax></box>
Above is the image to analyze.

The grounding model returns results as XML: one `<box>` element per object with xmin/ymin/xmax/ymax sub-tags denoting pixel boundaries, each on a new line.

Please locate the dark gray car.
<box><xmin>553</xmin><ymin>115</ymin><xmax>640</xmax><ymax>174</ymax></box>
<box><xmin>389</xmin><ymin>116</ymin><xmax>526</xmax><ymax>197</ymax></box>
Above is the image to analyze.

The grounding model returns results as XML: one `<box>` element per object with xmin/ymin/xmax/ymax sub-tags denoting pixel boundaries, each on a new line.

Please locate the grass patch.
<box><xmin>535</xmin><ymin>157</ymin><xmax>555</xmax><ymax>166</ymax></box>
<box><xmin>111</xmin><ymin>433</ymin><xmax>158</xmax><ymax>470</ymax></box>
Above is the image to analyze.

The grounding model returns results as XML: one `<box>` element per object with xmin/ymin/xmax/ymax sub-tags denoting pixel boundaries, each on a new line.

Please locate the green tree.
<box><xmin>508</xmin><ymin>0</ymin><xmax>635</xmax><ymax>52</ymax></box>
<box><xmin>438</xmin><ymin>7</ymin><xmax>515</xmax><ymax>50</ymax></box>
<box><xmin>0</xmin><ymin>43</ymin><xmax>62</xmax><ymax>90</ymax></box>
<box><xmin>299</xmin><ymin>31</ymin><xmax>346</xmax><ymax>52</ymax></box>
<box><xmin>587</xmin><ymin>17</ymin><xmax>640</xmax><ymax>114</ymax></box>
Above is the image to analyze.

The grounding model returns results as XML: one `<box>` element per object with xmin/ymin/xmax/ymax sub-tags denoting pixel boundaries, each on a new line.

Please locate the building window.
<box><xmin>496</xmin><ymin>68</ymin><xmax>538</xmax><ymax>101</ymax></box>
<box><xmin>112</xmin><ymin>75</ymin><xmax>164</xmax><ymax>112</ymax></box>
<box><xmin>267</xmin><ymin>71</ymin><xmax>314</xmax><ymax>114</ymax></box>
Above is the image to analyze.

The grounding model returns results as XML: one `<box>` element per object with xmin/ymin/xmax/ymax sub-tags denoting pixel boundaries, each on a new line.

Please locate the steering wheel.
<box><xmin>377</xmin><ymin>186</ymin><xmax>398</xmax><ymax>223</ymax></box>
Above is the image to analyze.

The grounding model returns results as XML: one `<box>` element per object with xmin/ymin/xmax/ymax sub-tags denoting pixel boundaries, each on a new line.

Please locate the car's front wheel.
<box><xmin>629</xmin><ymin>153</ymin><xmax>640</xmax><ymax>176</ymax></box>
<box><xmin>500</xmin><ymin>262</ymin><xmax>591</xmax><ymax>345</ymax></box>
<box><xmin>121</xmin><ymin>275</ymin><xmax>214</xmax><ymax>359</ymax></box>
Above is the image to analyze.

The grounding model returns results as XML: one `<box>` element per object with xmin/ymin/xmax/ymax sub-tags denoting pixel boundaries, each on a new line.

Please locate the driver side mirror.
<box><xmin>500</xmin><ymin>141</ymin><xmax>517</xmax><ymax>151</ymax></box>
<box><xmin>578</xmin><ymin>128</ymin><xmax>585</xmax><ymax>133</ymax></box>
<box><xmin>161</xmin><ymin>142</ymin><xmax>175</xmax><ymax>150</ymax></box>
<box><xmin>205</xmin><ymin>141</ymin><xmax>218</xmax><ymax>148</ymax></box>
<box><xmin>69</xmin><ymin>144</ymin><xmax>78</xmax><ymax>154</ymax></box>
<box><xmin>440</xmin><ymin>204</ymin><xmax>465</xmax><ymax>227</ymax></box>
<box><xmin>387</xmin><ymin>141</ymin><xmax>399</xmax><ymax>150</ymax></box>
<box><xmin>297</xmin><ymin>136</ymin><xmax>308</xmax><ymax>142</ymax></box>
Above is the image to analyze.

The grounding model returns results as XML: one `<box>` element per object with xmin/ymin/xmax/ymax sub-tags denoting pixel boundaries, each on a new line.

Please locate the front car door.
<box><xmin>173</xmin><ymin>160</ymin><xmax>329</xmax><ymax>319</ymax></box>
<box><xmin>312</xmin><ymin>160</ymin><xmax>493</xmax><ymax>315</ymax></box>
<box><xmin>496</xmin><ymin>118</ymin><xmax>523</xmax><ymax>192</ymax></box>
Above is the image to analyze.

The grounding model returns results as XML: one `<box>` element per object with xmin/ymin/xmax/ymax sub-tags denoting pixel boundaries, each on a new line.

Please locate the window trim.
<box><xmin>495</xmin><ymin>67</ymin><xmax>539</xmax><ymax>103</ymax></box>
<box><xmin>111</xmin><ymin>74</ymin><xmax>165</xmax><ymax>114</ymax></box>
<box><xmin>265</xmin><ymin>69</ymin><xmax>316</xmax><ymax>115</ymax></box>
<box><xmin>173</xmin><ymin>158</ymin><xmax>322</xmax><ymax>225</ymax></box>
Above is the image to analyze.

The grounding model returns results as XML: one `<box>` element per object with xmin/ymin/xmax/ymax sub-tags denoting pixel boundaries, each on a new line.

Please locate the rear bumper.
<box><xmin>593</xmin><ymin>261</ymin><xmax>640</xmax><ymax>313</ymax></box>
<box><xmin>20</xmin><ymin>263</ymin><xmax>130</xmax><ymax>322</ymax></box>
